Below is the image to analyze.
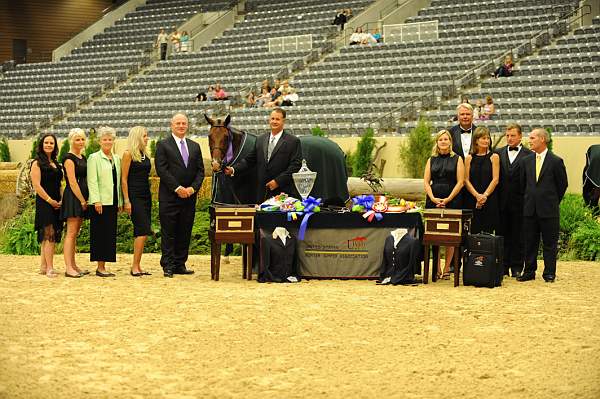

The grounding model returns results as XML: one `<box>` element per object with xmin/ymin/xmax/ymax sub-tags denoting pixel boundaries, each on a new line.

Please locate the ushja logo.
<box><xmin>347</xmin><ymin>236</ymin><xmax>367</xmax><ymax>249</ymax></box>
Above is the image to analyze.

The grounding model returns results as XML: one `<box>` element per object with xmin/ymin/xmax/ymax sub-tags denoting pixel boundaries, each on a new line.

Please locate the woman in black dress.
<box><xmin>464</xmin><ymin>126</ymin><xmax>500</xmax><ymax>234</ymax></box>
<box><xmin>60</xmin><ymin>128</ymin><xmax>89</xmax><ymax>278</ymax></box>
<box><xmin>121</xmin><ymin>126</ymin><xmax>153</xmax><ymax>277</ymax></box>
<box><xmin>87</xmin><ymin>126</ymin><xmax>122</xmax><ymax>277</ymax></box>
<box><xmin>423</xmin><ymin>129</ymin><xmax>465</xmax><ymax>279</ymax></box>
<box><xmin>30</xmin><ymin>133</ymin><xmax>63</xmax><ymax>277</ymax></box>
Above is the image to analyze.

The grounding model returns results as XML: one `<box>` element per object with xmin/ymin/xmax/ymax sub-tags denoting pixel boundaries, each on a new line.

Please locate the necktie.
<box><xmin>267</xmin><ymin>135</ymin><xmax>276</xmax><ymax>161</ymax></box>
<box><xmin>180</xmin><ymin>139</ymin><xmax>189</xmax><ymax>167</ymax></box>
<box><xmin>535</xmin><ymin>154</ymin><xmax>541</xmax><ymax>181</ymax></box>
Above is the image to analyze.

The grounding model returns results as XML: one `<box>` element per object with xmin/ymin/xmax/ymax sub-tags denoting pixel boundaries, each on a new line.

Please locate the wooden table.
<box><xmin>422</xmin><ymin>209</ymin><xmax>472</xmax><ymax>287</ymax></box>
<box><xmin>209</xmin><ymin>205</ymin><xmax>256</xmax><ymax>281</ymax></box>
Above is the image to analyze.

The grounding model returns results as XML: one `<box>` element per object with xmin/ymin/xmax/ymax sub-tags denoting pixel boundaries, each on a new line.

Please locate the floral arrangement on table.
<box><xmin>351</xmin><ymin>194</ymin><xmax>419</xmax><ymax>222</ymax></box>
<box><xmin>258</xmin><ymin>193</ymin><xmax>321</xmax><ymax>239</ymax></box>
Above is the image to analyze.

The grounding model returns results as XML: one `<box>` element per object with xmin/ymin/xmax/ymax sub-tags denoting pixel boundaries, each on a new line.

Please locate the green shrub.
<box><xmin>569</xmin><ymin>218</ymin><xmax>600</xmax><ymax>261</ymax></box>
<box><xmin>149</xmin><ymin>140</ymin><xmax>157</xmax><ymax>158</ymax></box>
<box><xmin>345</xmin><ymin>150</ymin><xmax>354</xmax><ymax>177</ymax></box>
<box><xmin>0</xmin><ymin>137</ymin><xmax>11</xmax><ymax>162</ymax></box>
<box><xmin>57</xmin><ymin>139</ymin><xmax>70</xmax><ymax>163</ymax></box>
<box><xmin>559</xmin><ymin>194</ymin><xmax>591</xmax><ymax>236</ymax></box>
<box><xmin>545</xmin><ymin>127</ymin><xmax>554</xmax><ymax>152</ymax></box>
<box><xmin>1</xmin><ymin>199</ymin><xmax>39</xmax><ymax>255</ymax></box>
<box><xmin>29</xmin><ymin>138</ymin><xmax>39</xmax><ymax>159</ymax></box>
<box><xmin>85</xmin><ymin>129</ymin><xmax>100</xmax><ymax>157</ymax></box>
<box><xmin>398</xmin><ymin>116</ymin><xmax>434</xmax><ymax>178</ymax></box>
<box><xmin>352</xmin><ymin>128</ymin><xmax>375</xmax><ymax>177</ymax></box>
<box><xmin>311</xmin><ymin>126</ymin><xmax>327</xmax><ymax>137</ymax></box>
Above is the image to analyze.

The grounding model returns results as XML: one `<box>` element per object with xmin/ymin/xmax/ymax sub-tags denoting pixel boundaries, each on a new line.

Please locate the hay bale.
<box><xmin>0</xmin><ymin>162</ymin><xmax>21</xmax><ymax>170</ymax></box>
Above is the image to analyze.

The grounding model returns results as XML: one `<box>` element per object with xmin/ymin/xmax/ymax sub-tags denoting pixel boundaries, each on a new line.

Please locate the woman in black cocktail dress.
<box><xmin>121</xmin><ymin>126</ymin><xmax>153</xmax><ymax>276</ymax></box>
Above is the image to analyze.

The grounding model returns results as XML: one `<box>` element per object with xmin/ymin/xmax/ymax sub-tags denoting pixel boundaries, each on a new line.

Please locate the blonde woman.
<box><xmin>87</xmin><ymin>126</ymin><xmax>123</xmax><ymax>277</ymax></box>
<box><xmin>121</xmin><ymin>126</ymin><xmax>152</xmax><ymax>276</ymax></box>
<box><xmin>423</xmin><ymin>130</ymin><xmax>465</xmax><ymax>279</ymax></box>
<box><xmin>60</xmin><ymin>128</ymin><xmax>89</xmax><ymax>278</ymax></box>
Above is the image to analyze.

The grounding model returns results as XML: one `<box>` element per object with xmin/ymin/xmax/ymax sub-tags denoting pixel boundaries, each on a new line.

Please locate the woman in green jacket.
<box><xmin>87</xmin><ymin>126</ymin><xmax>123</xmax><ymax>277</ymax></box>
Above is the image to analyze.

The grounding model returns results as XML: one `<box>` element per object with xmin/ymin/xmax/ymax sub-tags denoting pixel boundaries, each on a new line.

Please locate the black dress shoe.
<box><xmin>173</xmin><ymin>268</ymin><xmax>194</xmax><ymax>275</ymax></box>
<box><xmin>512</xmin><ymin>272</ymin><xmax>522</xmax><ymax>278</ymax></box>
<box><xmin>96</xmin><ymin>270</ymin><xmax>116</xmax><ymax>277</ymax></box>
<box><xmin>164</xmin><ymin>271</ymin><xmax>174</xmax><ymax>278</ymax></box>
<box><xmin>517</xmin><ymin>273</ymin><xmax>535</xmax><ymax>282</ymax></box>
<box><xmin>543</xmin><ymin>275</ymin><xmax>555</xmax><ymax>283</ymax></box>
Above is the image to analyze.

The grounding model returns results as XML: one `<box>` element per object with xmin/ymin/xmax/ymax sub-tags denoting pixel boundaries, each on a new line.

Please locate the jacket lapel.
<box><xmin>537</xmin><ymin>151</ymin><xmax>552</xmax><ymax>183</ymax></box>
<box><xmin>262</xmin><ymin>134</ymin><xmax>269</xmax><ymax>163</ymax></box>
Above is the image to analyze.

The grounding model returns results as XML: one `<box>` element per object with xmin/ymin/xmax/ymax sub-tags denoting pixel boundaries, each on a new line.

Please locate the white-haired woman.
<box><xmin>87</xmin><ymin>126</ymin><xmax>123</xmax><ymax>277</ymax></box>
<box><xmin>60</xmin><ymin>128</ymin><xmax>89</xmax><ymax>278</ymax></box>
<box><xmin>121</xmin><ymin>126</ymin><xmax>152</xmax><ymax>277</ymax></box>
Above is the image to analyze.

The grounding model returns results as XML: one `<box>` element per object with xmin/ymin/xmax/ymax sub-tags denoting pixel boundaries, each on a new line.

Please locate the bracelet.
<box><xmin>124</xmin><ymin>200</ymin><xmax>131</xmax><ymax>204</ymax></box>
<box><xmin>46</xmin><ymin>196</ymin><xmax>51</xmax><ymax>202</ymax></box>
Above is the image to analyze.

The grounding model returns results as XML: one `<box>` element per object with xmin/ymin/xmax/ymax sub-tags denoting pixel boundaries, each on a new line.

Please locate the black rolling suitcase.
<box><xmin>463</xmin><ymin>233</ymin><xmax>504</xmax><ymax>288</ymax></box>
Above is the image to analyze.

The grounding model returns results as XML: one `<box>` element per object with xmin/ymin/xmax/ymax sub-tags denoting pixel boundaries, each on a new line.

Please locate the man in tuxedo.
<box><xmin>495</xmin><ymin>123</ymin><xmax>532</xmax><ymax>278</ymax></box>
<box><xmin>449</xmin><ymin>103</ymin><xmax>477</xmax><ymax>159</ymax></box>
<box><xmin>518</xmin><ymin>128</ymin><xmax>568</xmax><ymax>283</ymax></box>
<box><xmin>225</xmin><ymin>108</ymin><xmax>302</xmax><ymax>203</ymax></box>
<box><xmin>155</xmin><ymin>113</ymin><xmax>205</xmax><ymax>277</ymax></box>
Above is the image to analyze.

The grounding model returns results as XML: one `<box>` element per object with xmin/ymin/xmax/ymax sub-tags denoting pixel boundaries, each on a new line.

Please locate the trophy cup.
<box><xmin>292</xmin><ymin>159</ymin><xmax>317</xmax><ymax>200</ymax></box>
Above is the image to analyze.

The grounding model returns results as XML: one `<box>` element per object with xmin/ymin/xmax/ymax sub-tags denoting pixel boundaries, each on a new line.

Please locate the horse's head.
<box><xmin>206</xmin><ymin>114</ymin><xmax>231</xmax><ymax>172</ymax></box>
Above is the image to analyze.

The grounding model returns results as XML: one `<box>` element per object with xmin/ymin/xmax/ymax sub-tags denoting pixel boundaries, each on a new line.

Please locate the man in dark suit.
<box><xmin>449</xmin><ymin>103</ymin><xmax>476</xmax><ymax>160</ymax></box>
<box><xmin>518</xmin><ymin>128</ymin><xmax>568</xmax><ymax>283</ymax></box>
<box><xmin>495</xmin><ymin>123</ymin><xmax>532</xmax><ymax>278</ymax></box>
<box><xmin>155</xmin><ymin>113</ymin><xmax>205</xmax><ymax>277</ymax></box>
<box><xmin>225</xmin><ymin>108</ymin><xmax>302</xmax><ymax>203</ymax></box>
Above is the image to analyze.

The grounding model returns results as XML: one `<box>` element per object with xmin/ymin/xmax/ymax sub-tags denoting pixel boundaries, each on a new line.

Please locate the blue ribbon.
<box><xmin>352</xmin><ymin>195</ymin><xmax>374</xmax><ymax>212</ymax></box>
<box><xmin>298</xmin><ymin>196</ymin><xmax>321</xmax><ymax>240</ymax></box>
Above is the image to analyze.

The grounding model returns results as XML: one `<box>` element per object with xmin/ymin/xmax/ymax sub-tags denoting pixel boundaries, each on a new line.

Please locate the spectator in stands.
<box><xmin>180</xmin><ymin>31</ymin><xmax>190</xmax><ymax>53</ymax></box>
<box><xmin>213</xmin><ymin>84</ymin><xmax>228</xmax><ymax>101</ymax></box>
<box><xmin>261</xmin><ymin>79</ymin><xmax>271</xmax><ymax>93</ymax></box>
<box><xmin>273</xmin><ymin>79</ymin><xmax>282</xmax><ymax>93</ymax></box>
<box><xmin>473</xmin><ymin>99</ymin><xmax>483</xmax><ymax>120</ymax></box>
<box><xmin>87</xmin><ymin>126</ymin><xmax>123</xmax><ymax>278</ymax></box>
<box><xmin>479</xmin><ymin>95</ymin><xmax>496</xmax><ymax>120</ymax></box>
<box><xmin>156</xmin><ymin>28</ymin><xmax>169</xmax><ymax>61</ymax></box>
<box><xmin>195</xmin><ymin>90</ymin><xmax>207</xmax><ymax>102</ymax></box>
<box><xmin>264</xmin><ymin>87</ymin><xmax>283</xmax><ymax>108</ymax></box>
<box><xmin>255</xmin><ymin>88</ymin><xmax>272</xmax><ymax>108</ymax></box>
<box><xmin>464</xmin><ymin>126</ymin><xmax>500</xmax><ymax>234</ymax></box>
<box><xmin>281</xmin><ymin>88</ymin><xmax>299</xmax><ymax>106</ymax></box>
<box><xmin>31</xmin><ymin>133</ymin><xmax>62</xmax><ymax>278</ymax></box>
<box><xmin>61</xmin><ymin>128</ymin><xmax>89</xmax><ymax>278</ymax></box>
<box><xmin>332</xmin><ymin>9</ymin><xmax>347</xmax><ymax>31</ymax></box>
<box><xmin>350</xmin><ymin>27</ymin><xmax>364</xmax><ymax>45</ymax></box>
<box><xmin>206</xmin><ymin>85</ymin><xmax>215</xmax><ymax>101</ymax></box>
<box><xmin>493</xmin><ymin>55</ymin><xmax>514</xmax><ymax>78</ymax></box>
<box><xmin>279</xmin><ymin>80</ymin><xmax>293</xmax><ymax>95</ymax></box>
<box><xmin>246</xmin><ymin>90</ymin><xmax>256</xmax><ymax>108</ymax></box>
<box><xmin>345</xmin><ymin>8</ymin><xmax>353</xmax><ymax>20</ymax></box>
<box><xmin>170</xmin><ymin>29</ymin><xmax>181</xmax><ymax>53</ymax></box>
<box><xmin>372</xmin><ymin>29</ymin><xmax>383</xmax><ymax>43</ymax></box>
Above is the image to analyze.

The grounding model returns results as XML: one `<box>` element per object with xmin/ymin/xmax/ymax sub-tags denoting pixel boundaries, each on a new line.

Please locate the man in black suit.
<box><xmin>449</xmin><ymin>103</ymin><xmax>477</xmax><ymax>160</ymax></box>
<box><xmin>495</xmin><ymin>123</ymin><xmax>532</xmax><ymax>278</ymax></box>
<box><xmin>155</xmin><ymin>113</ymin><xmax>205</xmax><ymax>278</ymax></box>
<box><xmin>225</xmin><ymin>108</ymin><xmax>302</xmax><ymax>203</ymax></box>
<box><xmin>518</xmin><ymin>128</ymin><xmax>568</xmax><ymax>283</ymax></box>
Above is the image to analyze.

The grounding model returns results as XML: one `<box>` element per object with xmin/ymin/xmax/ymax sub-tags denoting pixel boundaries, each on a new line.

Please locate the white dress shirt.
<box><xmin>507</xmin><ymin>144</ymin><xmax>522</xmax><ymax>164</ymax></box>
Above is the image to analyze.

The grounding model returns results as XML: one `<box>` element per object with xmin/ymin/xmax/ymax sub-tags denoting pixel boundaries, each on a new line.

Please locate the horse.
<box><xmin>206</xmin><ymin>114</ymin><xmax>350</xmax><ymax>206</ymax></box>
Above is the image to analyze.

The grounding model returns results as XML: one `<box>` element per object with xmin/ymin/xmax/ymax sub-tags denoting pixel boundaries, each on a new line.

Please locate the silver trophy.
<box><xmin>292</xmin><ymin>159</ymin><xmax>317</xmax><ymax>200</ymax></box>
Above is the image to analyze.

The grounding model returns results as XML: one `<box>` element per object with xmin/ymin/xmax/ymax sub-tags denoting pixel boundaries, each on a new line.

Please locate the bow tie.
<box><xmin>508</xmin><ymin>146</ymin><xmax>519</xmax><ymax>151</ymax></box>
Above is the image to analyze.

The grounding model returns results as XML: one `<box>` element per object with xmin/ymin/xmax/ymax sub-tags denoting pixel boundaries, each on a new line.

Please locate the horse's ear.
<box><xmin>224</xmin><ymin>114</ymin><xmax>231</xmax><ymax>127</ymax></box>
<box><xmin>204</xmin><ymin>114</ymin><xmax>213</xmax><ymax>126</ymax></box>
